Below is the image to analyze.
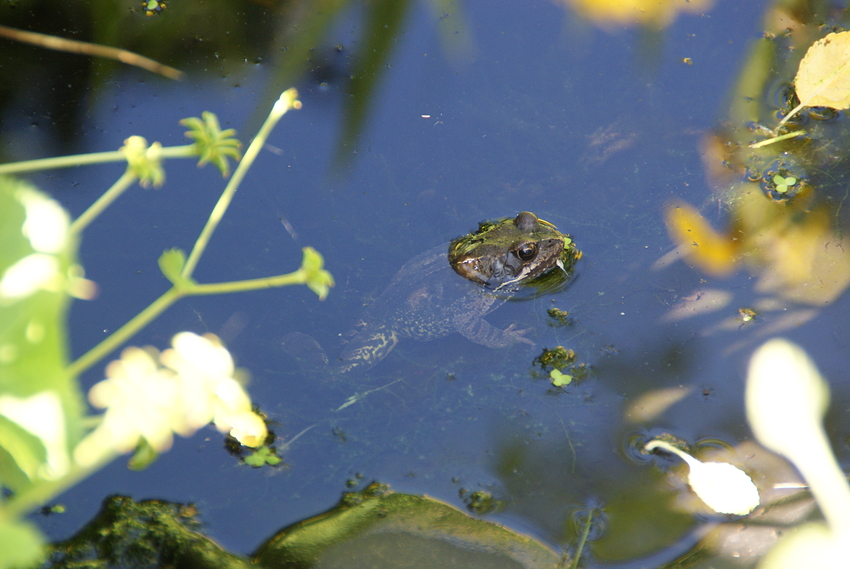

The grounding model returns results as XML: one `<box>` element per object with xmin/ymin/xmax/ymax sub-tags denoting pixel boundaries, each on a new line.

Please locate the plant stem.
<box><xmin>569</xmin><ymin>509</ymin><xmax>595</xmax><ymax>569</ymax></box>
<box><xmin>67</xmin><ymin>268</ymin><xmax>307</xmax><ymax>376</ymax></box>
<box><xmin>774</xmin><ymin>101</ymin><xmax>806</xmax><ymax>132</ymax></box>
<box><xmin>67</xmin><ymin>287</ymin><xmax>183</xmax><ymax>377</ymax></box>
<box><xmin>181</xmin><ymin>89</ymin><xmax>300</xmax><ymax>279</ymax></box>
<box><xmin>70</xmin><ymin>171</ymin><xmax>137</xmax><ymax>235</ymax></box>
<box><xmin>0</xmin><ymin>144</ymin><xmax>195</xmax><ymax>175</ymax></box>
<box><xmin>189</xmin><ymin>271</ymin><xmax>307</xmax><ymax>295</ymax></box>
<box><xmin>749</xmin><ymin>129</ymin><xmax>806</xmax><ymax>149</ymax></box>
<box><xmin>0</xmin><ymin>24</ymin><xmax>183</xmax><ymax>80</ymax></box>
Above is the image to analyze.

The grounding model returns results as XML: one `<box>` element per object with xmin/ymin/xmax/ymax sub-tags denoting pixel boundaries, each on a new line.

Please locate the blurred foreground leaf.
<box><xmin>0</xmin><ymin>518</ymin><xmax>45</xmax><ymax>569</ymax></box>
<box><xmin>0</xmin><ymin>176</ymin><xmax>82</xmax><ymax>492</ymax></box>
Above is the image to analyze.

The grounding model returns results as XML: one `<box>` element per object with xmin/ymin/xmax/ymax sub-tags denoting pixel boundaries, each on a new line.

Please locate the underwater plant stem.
<box><xmin>774</xmin><ymin>101</ymin><xmax>806</xmax><ymax>132</ymax></box>
<box><xmin>0</xmin><ymin>145</ymin><xmax>195</xmax><ymax>174</ymax></box>
<box><xmin>67</xmin><ymin>288</ymin><xmax>183</xmax><ymax>377</ymax></box>
<box><xmin>749</xmin><ymin>129</ymin><xmax>806</xmax><ymax>149</ymax></box>
<box><xmin>181</xmin><ymin>89</ymin><xmax>301</xmax><ymax>279</ymax></box>
<box><xmin>569</xmin><ymin>509</ymin><xmax>595</xmax><ymax>569</ymax></box>
<box><xmin>71</xmin><ymin>171</ymin><xmax>137</xmax><ymax>234</ymax></box>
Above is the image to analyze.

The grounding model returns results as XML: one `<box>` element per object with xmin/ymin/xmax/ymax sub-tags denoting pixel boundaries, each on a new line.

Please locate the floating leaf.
<box><xmin>795</xmin><ymin>31</ymin><xmax>850</xmax><ymax>110</ymax></box>
<box><xmin>549</xmin><ymin>369</ymin><xmax>573</xmax><ymax>387</ymax></box>
<box><xmin>773</xmin><ymin>31</ymin><xmax>850</xmax><ymax>132</ymax></box>
<box><xmin>645</xmin><ymin>439</ymin><xmax>759</xmax><ymax>515</ymax></box>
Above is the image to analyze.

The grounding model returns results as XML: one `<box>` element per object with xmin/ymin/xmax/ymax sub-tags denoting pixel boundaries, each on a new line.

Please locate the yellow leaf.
<box><xmin>795</xmin><ymin>31</ymin><xmax>850</xmax><ymax>109</ymax></box>
<box><xmin>559</xmin><ymin>0</ymin><xmax>712</xmax><ymax>28</ymax></box>
<box><xmin>664</xmin><ymin>201</ymin><xmax>739</xmax><ymax>276</ymax></box>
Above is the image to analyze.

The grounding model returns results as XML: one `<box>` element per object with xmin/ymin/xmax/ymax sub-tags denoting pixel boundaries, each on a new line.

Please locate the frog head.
<box><xmin>448</xmin><ymin>211</ymin><xmax>581</xmax><ymax>293</ymax></box>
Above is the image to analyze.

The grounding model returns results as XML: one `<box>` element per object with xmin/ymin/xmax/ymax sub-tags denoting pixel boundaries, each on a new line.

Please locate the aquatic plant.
<box><xmin>0</xmin><ymin>89</ymin><xmax>333</xmax><ymax>568</ymax></box>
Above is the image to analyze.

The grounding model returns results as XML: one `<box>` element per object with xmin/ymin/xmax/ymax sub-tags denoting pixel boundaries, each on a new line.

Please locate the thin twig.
<box><xmin>749</xmin><ymin>130</ymin><xmax>806</xmax><ymax>149</ymax></box>
<box><xmin>0</xmin><ymin>24</ymin><xmax>184</xmax><ymax>80</ymax></box>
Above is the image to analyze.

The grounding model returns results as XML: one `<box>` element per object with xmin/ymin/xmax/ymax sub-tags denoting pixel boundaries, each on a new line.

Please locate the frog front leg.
<box><xmin>453</xmin><ymin>313</ymin><xmax>534</xmax><ymax>348</ymax></box>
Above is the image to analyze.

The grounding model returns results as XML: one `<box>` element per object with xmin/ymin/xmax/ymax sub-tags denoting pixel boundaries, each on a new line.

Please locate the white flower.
<box><xmin>161</xmin><ymin>332</ymin><xmax>267</xmax><ymax>446</ymax></box>
<box><xmin>87</xmin><ymin>346</ymin><xmax>178</xmax><ymax>454</ymax></box>
<box><xmin>76</xmin><ymin>333</ymin><xmax>268</xmax><ymax>466</ymax></box>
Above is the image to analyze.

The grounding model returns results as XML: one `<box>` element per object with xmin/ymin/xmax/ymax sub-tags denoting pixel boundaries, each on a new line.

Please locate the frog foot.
<box><xmin>503</xmin><ymin>323</ymin><xmax>535</xmax><ymax>346</ymax></box>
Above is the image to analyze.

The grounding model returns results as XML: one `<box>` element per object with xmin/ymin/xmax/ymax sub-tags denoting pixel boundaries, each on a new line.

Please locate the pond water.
<box><xmin>5</xmin><ymin>0</ymin><xmax>850</xmax><ymax>567</ymax></box>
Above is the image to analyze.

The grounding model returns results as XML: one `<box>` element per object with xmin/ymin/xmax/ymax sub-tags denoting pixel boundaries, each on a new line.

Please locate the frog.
<box><xmin>283</xmin><ymin>212</ymin><xmax>581</xmax><ymax>375</ymax></box>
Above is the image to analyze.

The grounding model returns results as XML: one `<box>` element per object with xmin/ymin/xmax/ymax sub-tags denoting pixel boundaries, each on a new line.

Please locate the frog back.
<box><xmin>336</xmin><ymin>245</ymin><xmax>500</xmax><ymax>373</ymax></box>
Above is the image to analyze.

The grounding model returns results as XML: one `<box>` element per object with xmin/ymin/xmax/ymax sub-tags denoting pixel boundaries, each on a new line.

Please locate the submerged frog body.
<box><xmin>287</xmin><ymin>212</ymin><xmax>581</xmax><ymax>374</ymax></box>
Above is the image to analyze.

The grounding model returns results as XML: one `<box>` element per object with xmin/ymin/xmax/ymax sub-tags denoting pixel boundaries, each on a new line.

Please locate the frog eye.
<box><xmin>515</xmin><ymin>242</ymin><xmax>538</xmax><ymax>261</ymax></box>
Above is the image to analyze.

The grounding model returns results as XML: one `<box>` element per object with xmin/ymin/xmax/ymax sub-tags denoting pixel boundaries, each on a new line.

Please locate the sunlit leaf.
<box><xmin>300</xmin><ymin>247</ymin><xmax>334</xmax><ymax>300</ymax></box>
<box><xmin>127</xmin><ymin>437</ymin><xmax>159</xmax><ymax>471</ymax></box>
<box><xmin>120</xmin><ymin>136</ymin><xmax>164</xmax><ymax>187</ymax></box>
<box><xmin>157</xmin><ymin>248</ymin><xmax>192</xmax><ymax>289</ymax></box>
<box><xmin>759</xmin><ymin>522</ymin><xmax>843</xmax><ymax>569</ymax></box>
<box><xmin>0</xmin><ymin>519</ymin><xmax>45</xmax><ymax>569</ymax></box>
<box><xmin>549</xmin><ymin>369</ymin><xmax>573</xmax><ymax>387</ymax></box>
<box><xmin>795</xmin><ymin>31</ymin><xmax>850</xmax><ymax>110</ymax></box>
<box><xmin>0</xmin><ymin>176</ymin><xmax>82</xmax><ymax>491</ymax></box>
<box><xmin>746</xmin><ymin>339</ymin><xmax>828</xmax><ymax>457</ymax></box>
<box><xmin>645</xmin><ymin>439</ymin><xmax>759</xmax><ymax>516</ymax></box>
<box><xmin>746</xmin><ymin>339</ymin><xmax>850</xmax><ymax>531</ymax></box>
<box><xmin>664</xmin><ymin>201</ymin><xmax>739</xmax><ymax>277</ymax></box>
<box><xmin>180</xmin><ymin>112</ymin><xmax>241</xmax><ymax>178</ymax></box>
<box><xmin>557</xmin><ymin>0</ymin><xmax>713</xmax><ymax>28</ymax></box>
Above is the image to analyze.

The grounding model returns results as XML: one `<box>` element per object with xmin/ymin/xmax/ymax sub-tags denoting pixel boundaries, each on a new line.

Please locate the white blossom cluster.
<box><xmin>75</xmin><ymin>332</ymin><xmax>267</xmax><ymax>467</ymax></box>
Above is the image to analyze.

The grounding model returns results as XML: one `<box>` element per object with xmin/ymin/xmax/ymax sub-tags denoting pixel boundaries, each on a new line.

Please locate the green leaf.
<box><xmin>120</xmin><ymin>136</ymin><xmax>165</xmax><ymax>188</ymax></box>
<box><xmin>0</xmin><ymin>176</ymin><xmax>83</xmax><ymax>492</ymax></box>
<box><xmin>0</xmin><ymin>518</ymin><xmax>45</xmax><ymax>569</ymax></box>
<box><xmin>180</xmin><ymin>112</ymin><xmax>242</xmax><ymax>177</ymax></box>
<box><xmin>300</xmin><ymin>247</ymin><xmax>334</xmax><ymax>301</ymax></box>
<box><xmin>127</xmin><ymin>437</ymin><xmax>160</xmax><ymax>471</ymax></box>
<box><xmin>549</xmin><ymin>369</ymin><xmax>573</xmax><ymax>387</ymax></box>
<box><xmin>157</xmin><ymin>248</ymin><xmax>192</xmax><ymax>288</ymax></box>
<box><xmin>0</xmin><ymin>416</ymin><xmax>47</xmax><ymax>488</ymax></box>
<box><xmin>244</xmin><ymin>446</ymin><xmax>281</xmax><ymax>468</ymax></box>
